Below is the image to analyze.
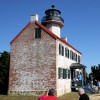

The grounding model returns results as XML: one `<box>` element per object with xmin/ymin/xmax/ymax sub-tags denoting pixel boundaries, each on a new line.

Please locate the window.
<box><xmin>59</xmin><ymin>44</ymin><xmax>64</xmax><ymax>56</ymax></box>
<box><xmin>65</xmin><ymin>47</ymin><xmax>69</xmax><ymax>58</ymax></box>
<box><xmin>50</xmin><ymin>11</ymin><xmax>54</xmax><ymax>16</ymax></box>
<box><xmin>54</xmin><ymin>11</ymin><xmax>59</xmax><ymax>16</ymax></box>
<box><xmin>72</xmin><ymin>52</ymin><xmax>76</xmax><ymax>61</ymax></box>
<box><xmin>75</xmin><ymin>54</ymin><xmax>77</xmax><ymax>62</ymax></box>
<box><xmin>58</xmin><ymin>68</ymin><xmax>70</xmax><ymax>79</ymax></box>
<box><xmin>70</xmin><ymin>50</ymin><xmax>78</xmax><ymax>62</ymax></box>
<box><xmin>35</xmin><ymin>28</ymin><xmax>41</xmax><ymax>38</ymax></box>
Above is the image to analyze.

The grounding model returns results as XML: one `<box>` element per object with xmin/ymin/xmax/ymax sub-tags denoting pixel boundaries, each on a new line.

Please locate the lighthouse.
<box><xmin>41</xmin><ymin>5</ymin><xmax>64</xmax><ymax>37</ymax></box>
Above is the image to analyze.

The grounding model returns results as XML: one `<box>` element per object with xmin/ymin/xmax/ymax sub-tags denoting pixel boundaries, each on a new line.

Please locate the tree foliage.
<box><xmin>91</xmin><ymin>64</ymin><xmax>100</xmax><ymax>80</ymax></box>
<box><xmin>0</xmin><ymin>51</ymin><xmax>10</xmax><ymax>94</ymax></box>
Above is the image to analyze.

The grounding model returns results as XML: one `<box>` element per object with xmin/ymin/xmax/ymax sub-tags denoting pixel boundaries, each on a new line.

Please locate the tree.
<box><xmin>91</xmin><ymin>64</ymin><xmax>100</xmax><ymax>80</ymax></box>
<box><xmin>0</xmin><ymin>51</ymin><xmax>10</xmax><ymax>94</ymax></box>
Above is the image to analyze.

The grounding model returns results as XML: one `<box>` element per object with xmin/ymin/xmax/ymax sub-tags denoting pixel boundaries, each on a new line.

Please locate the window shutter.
<box><xmin>68</xmin><ymin>70</ymin><xmax>70</xmax><ymax>79</ymax></box>
<box><xmin>65</xmin><ymin>48</ymin><xmax>67</xmax><ymax>57</ymax></box>
<box><xmin>62</xmin><ymin>46</ymin><xmax>64</xmax><ymax>56</ymax></box>
<box><xmin>59</xmin><ymin>44</ymin><xmax>62</xmax><ymax>55</ymax></box>
<box><xmin>78</xmin><ymin>55</ymin><xmax>80</xmax><ymax>63</ymax></box>
<box><xmin>58</xmin><ymin>68</ymin><xmax>61</xmax><ymax>79</ymax></box>
<box><xmin>68</xmin><ymin>49</ymin><xmax>69</xmax><ymax>58</ymax></box>
<box><xmin>76</xmin><ymin>54</ymin><xmax>77</xmax><ymax>62</ymax></box>
<box><xmin>65</xmin><ymin>48</ymin><xmax>69</xmax><ymax>58</ymax></box>
<box><xmin>58</xmin><ymin>68</ymin><xmax>63</xmax><ymax>79</ymax></box>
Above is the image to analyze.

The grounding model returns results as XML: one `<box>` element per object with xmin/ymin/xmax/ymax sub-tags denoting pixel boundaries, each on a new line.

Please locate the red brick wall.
<box><xmin>8</xmin><ymin>22</ymin><xmax>56</xmax><ymax>95</ymax></box>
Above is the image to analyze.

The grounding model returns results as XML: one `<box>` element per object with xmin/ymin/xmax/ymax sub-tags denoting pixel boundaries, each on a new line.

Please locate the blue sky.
<box><xmin>0</xmin><ymin>0</ymin><xmax>100</xmax><ymax>73</ymax></box>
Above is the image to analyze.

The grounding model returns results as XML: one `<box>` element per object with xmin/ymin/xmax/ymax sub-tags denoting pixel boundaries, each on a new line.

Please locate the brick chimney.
<box><xmin>61</xmin><ymin>37</ymin><xmax>68</xmax><ymax>42</ymax></box>
<box><xmin>30</xmin><ymin>14</ymin><xmax>39</xmax><ymax>22</ymax></box>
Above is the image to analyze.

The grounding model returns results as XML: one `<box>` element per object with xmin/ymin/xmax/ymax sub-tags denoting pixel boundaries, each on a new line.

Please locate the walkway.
<box><xmin>89</xmin><ymin>94</ymin><xmax>100</xmax><ymax>100</ymax></box>
<box><xmin>84</xmin><ymin>86</ymin><xmax>100</xmax><ymax>100</ymax></box>
<box><xmin>84</xmin><ymin>87</ymin><xmax>93</xmax><ymax>94</ymax></box>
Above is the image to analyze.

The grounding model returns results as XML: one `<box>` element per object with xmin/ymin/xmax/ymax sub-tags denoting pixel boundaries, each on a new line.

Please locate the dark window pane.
<box><xmin>63</xmin><ymin>69</ymin><xmax>66</xmax><ymax>79</ymax></box>
<box><xmin>35</xmin><ymin>28</ymin><xmax>41</xmax><ymax>38</ymax></box>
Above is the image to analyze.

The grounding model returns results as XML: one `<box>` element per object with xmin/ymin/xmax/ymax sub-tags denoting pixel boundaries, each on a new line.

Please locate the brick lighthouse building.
<box><xmin>8</xmin><ymin>5</ymin><xmax>85</xmax><ymax>96</ymax></box>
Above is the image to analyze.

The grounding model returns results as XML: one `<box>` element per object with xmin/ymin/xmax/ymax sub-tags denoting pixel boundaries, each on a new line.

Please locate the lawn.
<box><xmin>0</xmin><ymin>92</ymin><xmax>80</xmax><ymax>100</ymax></box>
<box><xmin>59</xmin><ymin>92</ymin><xmax>79</xmax><ymax>100</ymax></box>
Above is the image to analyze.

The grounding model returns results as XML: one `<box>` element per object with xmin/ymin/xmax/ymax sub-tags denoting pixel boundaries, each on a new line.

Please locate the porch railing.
<box><xmin>71</xmin><ymin>81</ymin><xmax>83</xmax><ymax>88</ymax></box>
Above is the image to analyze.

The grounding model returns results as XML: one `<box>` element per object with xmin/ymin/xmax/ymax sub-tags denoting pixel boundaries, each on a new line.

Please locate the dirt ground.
<box><xmin>89</xmin><ymin>94</ymin><xmax>100</xmax><ymax>100</ymax></box>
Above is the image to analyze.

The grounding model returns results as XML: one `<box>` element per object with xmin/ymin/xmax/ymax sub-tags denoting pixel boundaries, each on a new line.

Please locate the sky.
<box><xmin>0</xmin><ymin>0</ymin><xmax>100</xmax><ymax>74</ymax></box>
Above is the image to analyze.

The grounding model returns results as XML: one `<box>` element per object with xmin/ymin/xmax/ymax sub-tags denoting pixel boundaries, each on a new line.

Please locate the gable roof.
<box><xmin>35</xmin><ymin>20</ymin><xmax>82</xmax><ymax>54</ymax></box>
<box><xmin>10</xmin><ymin>20</ymin><xmax>81</xmax><ymax>54</ymax></box>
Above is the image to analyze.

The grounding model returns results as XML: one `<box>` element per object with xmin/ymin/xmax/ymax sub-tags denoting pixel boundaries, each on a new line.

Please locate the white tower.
<box><xmin>41</xmin><ymin>5</ymin><xmax>64</xmax><ymax>38</ymax></box>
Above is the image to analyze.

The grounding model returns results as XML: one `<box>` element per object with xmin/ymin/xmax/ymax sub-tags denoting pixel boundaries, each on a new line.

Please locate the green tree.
<box><xmin>91</xmin><ymin>64</ymin><xmax>100</xmax><ymax>80</ymax></box>
<box><xmin>0</xmin><ymin>51</ymin><xmax>10</xmax><ymax>94</ymax></box>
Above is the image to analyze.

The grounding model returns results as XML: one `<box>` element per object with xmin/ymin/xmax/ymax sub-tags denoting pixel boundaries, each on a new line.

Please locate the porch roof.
<box><xmin>70</xmin><ymin>63</ymin><xmax>86</xmax><ymax>69</ymax></box>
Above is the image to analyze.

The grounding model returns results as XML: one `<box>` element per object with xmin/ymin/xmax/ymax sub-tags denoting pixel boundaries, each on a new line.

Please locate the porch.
<box><xmin>70</xmin><ymin>63</ymin><xmax>86</xmax><ymax>89</ymax></box>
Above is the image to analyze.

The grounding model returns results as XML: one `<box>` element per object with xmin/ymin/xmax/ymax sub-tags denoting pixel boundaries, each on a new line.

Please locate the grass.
<box><xmin>58</xmin><ymin>92</ymin><xmax>79</xmax><ymax>100</ymax></box>
<box><xmin>0</xmin><ymin>95</ymin><xmax>38</xmax><ymax>100</ymax></box>
<box><xmin>0</xmin><ymin>92</ymin><xmax>89</xmax><ymax>100</ymax></box>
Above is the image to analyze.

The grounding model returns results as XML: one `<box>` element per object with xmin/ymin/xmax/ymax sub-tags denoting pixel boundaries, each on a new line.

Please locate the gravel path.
<box><xmin>89</xmin><ymin>94</ymin><xmax>100</xmax><ymax>100</ymax></box>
